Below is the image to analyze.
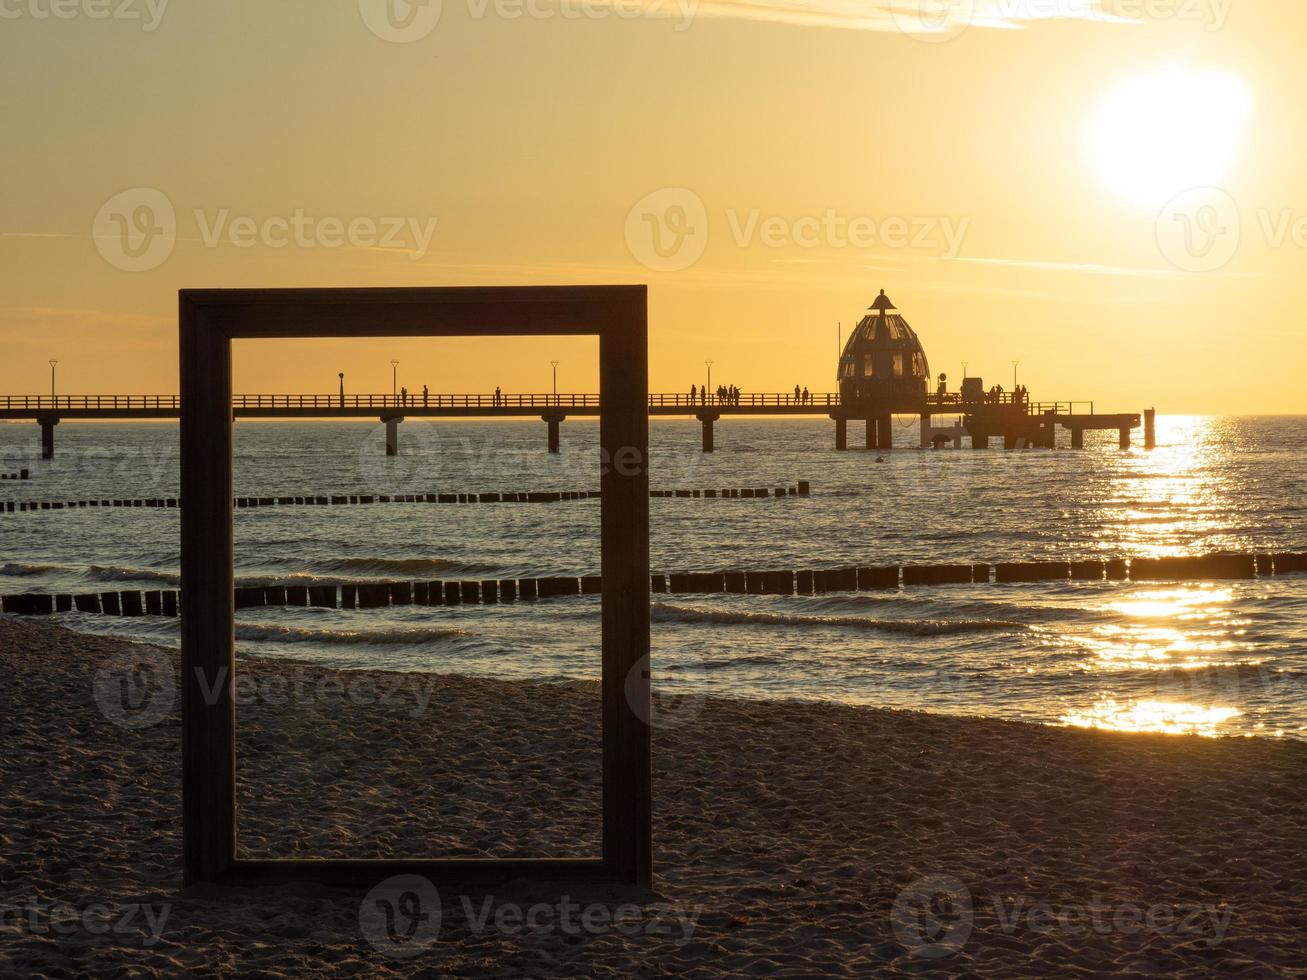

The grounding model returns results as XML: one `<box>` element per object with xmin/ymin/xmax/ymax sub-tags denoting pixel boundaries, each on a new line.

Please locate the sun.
<box><xmin>1089</xmin><ymin>69</ymin><xmax>1251</xmax><ymax>207</ymax></box>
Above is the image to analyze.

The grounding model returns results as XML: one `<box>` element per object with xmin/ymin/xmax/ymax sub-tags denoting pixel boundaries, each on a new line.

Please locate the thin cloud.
<box><xmin>677</xmin><ymin>0</ymin><xmax>1131</xmax><ymax>34</ymax></box>
<box><xmin>945</xmin><ymin>255</ymin><xmax>1265</xmax><ymax>279</ymax></box>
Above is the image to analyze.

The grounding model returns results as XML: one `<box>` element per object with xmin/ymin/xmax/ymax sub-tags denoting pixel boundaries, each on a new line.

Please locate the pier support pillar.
<box><xmin>972</xmin><ymin>433</ymin><xmax>989</xmax><ymax>450</ymax></box>
<box><xmin>382</xmin><ymin>416</ymin><xmax>403</xmax><ymax>456</ymax></box>
<box><xmin>877</xmin><ymin>414</ymin><xmax>893</xmax><ymax>451</ymax></box>
<box><xmin>1071</xmin><ymin>427</ymin><xmax>1084</xmax><ymax>449</ymax></box>
<box><xmin>1119</xmin><ymin>427</ymin><xmax>1131</xmax><ymax>450</ymax></box>
<box><xmin>1003</xmin><ymin>433</ymin><xmax>1019</xmax><ymax>451</ymax></box>
<box><xmin>834</xmin><ymin>417</ymin><xmax>847</xmax><ymax>451</ymax></box>
<box><xmin>865</xmin><ymin>417</ymin><xmax>876</xmax><ymax>450</ymax></box>
<box><xmin>1144</xmin><ymin>408</ymin><xmax>1156</xmax><ymax>450</ymax></box>
<box><xmin>542</xmin><ymin>413</ymin><xmax>565</xmax><ymax>453</ymax></box>
<box><xmin>38</xmin><ymin>415</ymin><xmax>59</xmax><ymax>460</ymax></box>
<box><xmin>697</xmin><ymin>413</ymin><xmax>719</xmax><ymax>453</ymax></box>
<box><xmin>919</xmin><ymin>413</ymin><xmax>932</xmax><ymax>449</ymax></box>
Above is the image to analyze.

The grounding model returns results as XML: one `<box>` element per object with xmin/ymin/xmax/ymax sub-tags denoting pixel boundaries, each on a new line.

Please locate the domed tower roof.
<box><xmin>838</xmin><ymin>290</ymin><xmax>930</xmax><ymax>410</ymax></box>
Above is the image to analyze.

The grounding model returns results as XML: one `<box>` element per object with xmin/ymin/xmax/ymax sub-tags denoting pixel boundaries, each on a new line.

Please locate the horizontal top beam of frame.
<box><xmin>181</xmin><ymin>285</ymin><xmax>646</xmax><ymax>338</ymax></box>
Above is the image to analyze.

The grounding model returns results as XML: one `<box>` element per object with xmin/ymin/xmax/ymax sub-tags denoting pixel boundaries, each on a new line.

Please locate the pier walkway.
<box><xmin>0</xmin><ymin>392</ymin><xmax>1149</xmax><ymax>457</ymax></box>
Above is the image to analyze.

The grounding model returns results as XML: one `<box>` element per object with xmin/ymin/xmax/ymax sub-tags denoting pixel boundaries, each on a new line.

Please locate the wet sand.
<box><xmin>2</xmin><ymin>616</ymin><xmax>1306</xmax><ymax>977</ymax></box>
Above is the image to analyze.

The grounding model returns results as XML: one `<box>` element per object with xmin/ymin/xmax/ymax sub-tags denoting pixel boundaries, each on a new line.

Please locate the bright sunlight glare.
<box><xmin>1089</xmin><ymin>69</ymin><xmax>1251</xmax><ymax>207</ymax></box>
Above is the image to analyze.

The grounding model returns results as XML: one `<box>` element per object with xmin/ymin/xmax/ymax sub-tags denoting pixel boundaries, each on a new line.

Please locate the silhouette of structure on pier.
<box><xmin>830</xmin><ymin>289</ymin><xmax>1152</xmax><ymax>453</ymax></box>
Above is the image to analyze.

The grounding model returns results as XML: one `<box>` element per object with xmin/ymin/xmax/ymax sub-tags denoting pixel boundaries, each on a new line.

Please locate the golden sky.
<box><xmin>2</xmin><ymin>0</ymin><xmax>1305</xmax><ymax>413</ymax></box>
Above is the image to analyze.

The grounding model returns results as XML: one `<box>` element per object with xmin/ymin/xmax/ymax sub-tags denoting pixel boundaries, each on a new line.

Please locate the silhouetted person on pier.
<box><xmin>400</xmin><ymin>386</ymin><xmax>408</xmax><ymax>407</ymax></box>
<box><xmin>689</xmin><ymin>384</ymin><xmax>697</xmax><ymax>405</ymax></box>
<box><xmin>422</xmin><ymin>385</ymin><xmax>429</xmax><ymax>407</ymax></box>
<box><xmin>802</xmin><ymin>386</ymin><xmax>810</xmax><ymax>404</ymax></box>
<box><xmin>495</xmin><ymin>386</ymin><xmax>502</xmax><ymax>407</ymax></box>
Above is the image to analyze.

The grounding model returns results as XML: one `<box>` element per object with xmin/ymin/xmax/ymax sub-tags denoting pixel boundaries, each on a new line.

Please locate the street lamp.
<box><xmin>338</xmin><ymin>372</ymin><xmax>345</xmax><ymax>407</ymax></box>
<box><xmin>550</xmin><ymin>360</ymin><xmax>559</xmax><ymax>405</ymax></box>
<box><xmin>1012</xmin><ymin>360</ymin><xmax>1020</xmax><ymax>390</ymax></box>
<box><xmin>705</xmin><ymin>360</ymin><xmax>713</xmax><ymax>402</ymax></box>
<box><xmin>390</xmin><ymin>360</ymin><xmax>399</xmax><ymax>403</ymax></box>
<box><xmin>49</xmin><ymin>359</ymin><xmax>58</xmax><ymax>401</ymax></box>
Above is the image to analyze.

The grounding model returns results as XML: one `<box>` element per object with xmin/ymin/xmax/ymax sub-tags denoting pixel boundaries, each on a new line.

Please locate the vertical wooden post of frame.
<box><xmin>180</xmin><ymin>295</ymin><xmax>237</xmax><ymax>886</ymax></box>
<box><xmin>600</xmin><ymin>290</ymin><xmax>652</xmax><ymax>889</ymax></box>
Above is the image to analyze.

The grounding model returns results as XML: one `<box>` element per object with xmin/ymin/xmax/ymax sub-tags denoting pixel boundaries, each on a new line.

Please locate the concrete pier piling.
<box><xmin>383</xmin><ymin>415</ymin><xmax>402</xmax><ymax>456</ymax></box>
<box><xmin>698</xmin><ymin>413</ymin><xmax>719</xmax><ymax>452</ymax></box>
<box><xmin>1144</xmin><ymin>408</ymin><xmax>1156</xmax><ymax>450</ymax></box>
<box><xmin>542</xmin><ymin>412</ymin><xmax>564</xmax><ymax>453</ymax></box>
<box><xmin>834</xmin><ymin>417</ymin><xmax>847</xmax><ymax>451</ymax></box>
<box><xmin>38</xmin><ymin>415</ymin><xmax>58</xmax><ymax>459</ymax></box>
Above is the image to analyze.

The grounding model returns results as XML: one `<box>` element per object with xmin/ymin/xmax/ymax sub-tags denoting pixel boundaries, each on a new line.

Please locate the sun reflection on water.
<box><xmin>1075</xmin><ymin>585</ymin><xmax>1257</xmax><ymax>674</ymax></box>
<box><xmin>1061</xmin><ymin>700</ymin><xmax>1243</xmax><ymax>737</ymax></box>
<box><xmin>1100</xmin><ymin>415</ymin><xmax>1252</xmax><ymax>558</ymax></box>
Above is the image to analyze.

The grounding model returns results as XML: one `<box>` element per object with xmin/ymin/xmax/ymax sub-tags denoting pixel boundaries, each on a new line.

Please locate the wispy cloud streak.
<box><xmin>676</xmin><ymin>0</ymin><xmax>1132</xmax><ymax>34</ymax></box>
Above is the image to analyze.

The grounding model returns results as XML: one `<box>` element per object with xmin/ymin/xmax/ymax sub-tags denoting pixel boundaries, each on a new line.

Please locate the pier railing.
<box><xmin>1</xmin><ymin>392</ymin><xmax>1101</xmax><ymax>414</ymax></box>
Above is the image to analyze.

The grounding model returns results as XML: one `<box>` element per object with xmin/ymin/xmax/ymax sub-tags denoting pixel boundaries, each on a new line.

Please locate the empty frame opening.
<box><xmin>228</xmin><ymin>336</ymin><xmax>606</xmax><ymax>860</ymax></box>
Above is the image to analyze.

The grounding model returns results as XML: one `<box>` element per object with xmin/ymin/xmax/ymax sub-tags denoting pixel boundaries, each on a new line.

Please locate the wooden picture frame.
<box><xmin>179</xmin><ymin>286</ymin><xmax>651</xmax><ymax>888</ymax></box>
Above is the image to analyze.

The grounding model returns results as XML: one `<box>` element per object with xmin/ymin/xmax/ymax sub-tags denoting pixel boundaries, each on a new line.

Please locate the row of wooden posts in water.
<box><xmin>3</xmin><ymin>552</ymin><xmax>1304</xmax><ymax>617</ymax></box>
<box><xmin>1</xmin><ymin>469</ymin><xmax>29</xmax><ymax>481</ymax></box>
<box><xmin>0</xmin><ymin>482</ymin><xmax>812</xmax><ymax>514</ymax></box>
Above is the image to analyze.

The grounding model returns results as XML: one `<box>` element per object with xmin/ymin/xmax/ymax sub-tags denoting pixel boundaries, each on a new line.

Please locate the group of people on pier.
<box><xmin>687</xmin><ymin>384</ymin><xmax>813</xmax><ymax>405</ymax></box>
<box><xmin>397</xmin><ymin>385</ymin><xmax>431</xmax><ymax>407</ymax></box>
<box><xmin>690</xmin><ymin>384</ymin><xmax>744</xmax><ymax>405</ymax></box>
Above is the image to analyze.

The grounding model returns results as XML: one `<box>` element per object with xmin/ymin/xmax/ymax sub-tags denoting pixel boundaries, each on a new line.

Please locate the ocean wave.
<box><xmin>651</xmin><ymin>602</ymin><xmax>1030</xmax><ymax>636</ymax></box>
<box><xmin>306</xmin><ymin>556</ymin><xmax>494</xmax><ymax>576</ymax></box>
<box><xmin>235</xmin><ymin>623</ymin><xmax>471</xmax><ymax>645</ymax></box>
<box><xmin>0</xmin><ymin>562</ymin><xmax>65</xmax><ymax>577</ymax></box>
<box><xmin>85</xmin><ymin>565</ymin><xmax>180</xmax><ymax>585</ymax></box>
<box><xmin>803</xmin><ymin>592</ymin><xmax>1086</xmax><ymax>624</ymax></box>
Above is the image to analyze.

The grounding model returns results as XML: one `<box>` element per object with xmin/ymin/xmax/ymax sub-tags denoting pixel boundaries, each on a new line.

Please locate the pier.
<box><xmin>1</xmin><ymin>289</ymin><xmax>1152</xmax><ymax>459</ymax></box>
<box><xmin>1</xmin><ymin>390</ymin><xmax>1148</xmax><ymax>457</ymax></box>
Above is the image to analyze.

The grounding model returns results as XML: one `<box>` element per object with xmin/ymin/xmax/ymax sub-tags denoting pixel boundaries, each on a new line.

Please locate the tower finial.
<box><xmin>870</xmin><ymin>289</ymin><xmax>896</xmax><ymax>313</ymax></box>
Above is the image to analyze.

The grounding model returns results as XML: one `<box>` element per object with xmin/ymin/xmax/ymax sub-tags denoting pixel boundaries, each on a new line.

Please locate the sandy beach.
<box><xmin>2</xmin><ymin>616</ymin><xmax>1306</xmax><ymax>977</ymax></box>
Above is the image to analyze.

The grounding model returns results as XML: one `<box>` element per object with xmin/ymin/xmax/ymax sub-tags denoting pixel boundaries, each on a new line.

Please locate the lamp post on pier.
<box><xmin>338</xmin><ymin>372</ymin><xmax>345</xmax><ymax>408</ymax></box>
<box><xmin>390</xmin><ymin>360</ymin><xmax>399</xmax><ymax>405</ymax></box>
<box><xmin>550</xmin><ymin>360</ymin><xmax>559</xmax><ymax>406</ymax></box>
<box><xmin>49</xmin><ymin>359</ymin><xmax>58</xmax><ymax>401</ymax></box>
<box><xmin>705</xmin><ymin>360</ymin><xmax>713</xmax><ymax>403</ymax></box>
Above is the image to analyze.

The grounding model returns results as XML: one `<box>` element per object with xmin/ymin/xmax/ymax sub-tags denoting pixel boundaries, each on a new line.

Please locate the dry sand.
<box><xmin>2</xmin><ymin>616</ymin><xmax>1306</xmax><ymax>977</ymax></box>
